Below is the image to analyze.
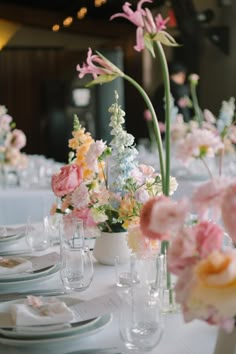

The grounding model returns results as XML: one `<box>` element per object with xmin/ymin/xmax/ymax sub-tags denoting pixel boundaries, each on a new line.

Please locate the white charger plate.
<box><xmin>0</xmin><ymin>232</ymin><xmax>25</xmax><ymax>245</ymax></box>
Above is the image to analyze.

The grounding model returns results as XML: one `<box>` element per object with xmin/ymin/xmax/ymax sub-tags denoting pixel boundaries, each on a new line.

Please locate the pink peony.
<box><xmin>193</xmin><ymin>221</ymin><xmax>223</xmax><ymax>258</ymax></box>
<box><xmin>191</xmin><ymin>177</ymin><xmax>231</xmax><ymax>221</ymax></box>
<box><xmin>221</xmin><ymin>182</ymin><xmax>236</xmax><ymax>245</ymax></box>
<box><xmin>51</xmin><ymin>164</ymin><xmax>83</xmax><ymax>197</ymax></box>
<box><xmin>140</xmin><ymin>196</ymin><xmax>189</xmax><ymax>240</ymax></box>
<box><xmin>168</xmin><ymin>227</ymin><xmax>197</xmax><ymax>275</ymax></box>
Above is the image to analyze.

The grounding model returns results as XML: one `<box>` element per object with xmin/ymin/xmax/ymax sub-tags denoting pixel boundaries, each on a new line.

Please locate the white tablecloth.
<box><xmin>0</xmin><ymin>187</ymin><xmax>55</xmax><ymax>225</ymax></box>
<box><xmin>0</xmin><ymin>240</ymin><xmax>218</xmax><ymax>354</ymax></box>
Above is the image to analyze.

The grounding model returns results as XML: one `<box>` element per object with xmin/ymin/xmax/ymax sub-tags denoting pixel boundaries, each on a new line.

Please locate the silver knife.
<box><xmin>0</xmin><ymin>289</ymin><xmax>66</xmax><ymax>301</ymax></box>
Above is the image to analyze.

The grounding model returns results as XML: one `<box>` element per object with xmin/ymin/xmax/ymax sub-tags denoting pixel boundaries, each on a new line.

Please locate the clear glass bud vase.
<box><xmin>59</xmin><ymin>217</ymin><xmax>93</xmax><ymax>292</ymax></box>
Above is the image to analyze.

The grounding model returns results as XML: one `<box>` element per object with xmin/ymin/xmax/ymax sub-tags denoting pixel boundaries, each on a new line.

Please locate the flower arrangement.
<box><xmin>140</xmin><ymin>175</ymin><xmax>236</xmax><ymax>333</ymax></box>
<box><xmin>51</xmin><ymin>93</ymin><xmax>177</xmax><ymax>236</ymax></box>
<box><xmin>170</xmin><ymin>74</ymin><xmax>236</xmax><ymax>177</ymax></box>
<box><xmin>0</xmin><ymin>105</ymin><xmax>27</xmax><ymax>168</ymax></box>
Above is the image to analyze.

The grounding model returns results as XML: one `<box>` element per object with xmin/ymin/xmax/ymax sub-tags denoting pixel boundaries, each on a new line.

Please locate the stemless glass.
<box><xmin>119</xmin><ymin>285</ymin><xmax>164</xmax><ymax>352</ymax></box>
<box><xmin>25</xmin><ymin>218</ymin><xmax>50</xmax><ymax>251</ymax></box>
<box><xmin>59</xmin><ymin>217</ymin><xmax>93</xmax><ymax>292</ymax></box>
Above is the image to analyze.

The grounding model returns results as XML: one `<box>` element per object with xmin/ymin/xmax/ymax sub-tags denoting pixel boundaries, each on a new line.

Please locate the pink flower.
<box><xmin>135</xmin><ymin>187</ymin><xmax>149</xmax><ymax>203</ymax></box>
<box><xmin>71</xmin><ymin>208</ymin><xmax>97</xmax><ymax>228</ymax></box>
<box><xmin>176</xmin><ymin>129</ymin><xmax>224</xmax><ymax>165</ymax></box>
<box><xmin>154</xmin><ymin>13</ymin><xmax>169</xmax><ymax>32</ymax></box>
<box><xmin>168</xmin><ymin>227</ymin><xmax>197</xmax><ymax>275</ymax></box>
<box><xmin>140</xmin><ymin>196</ymin><xmax>189</xmax><ymax>240</ymax></box>
<box><xmin>110</xmin><ymin>0</ymin><xmax>150</xmax><ymax>52</ymax></box>
<box><xmin>76</xmin><ymin>48</ymin><xmax>122</xmax><ymax>80</ymax></box>
<box><xmin>51</xmin><ymin>164</ymin><xmax>83</xmax><ymax>197</ymax></box>
<box><xmin>194</xmin><ymin>221</ymin><xmax>223</xmax><ymax>258</ymax></box>
<box><xmin>71</xmin><ymin>183</ymin><xmax>89</xmax><ymax>209</ymax></box>
<box><xmin>222</xmin><ymin>182</ymin><xmax>236</xmax><ymax>245</ymax></box>
<box><xmin>189</xmin><ymin>73</ymin><xmax>199</xmax><ymax>84</ymax></box>
<box><xmin>191</xmin><ymin>177</ymin><xmax>231</xmax><ymax>221</ymax></box>
<box><xmin>10</xmin><ymin>129</ymin><xmax>26</xmax><ymax>149</ymax></box>
<box><xmin>144</xmin><ymin>109</ymin><xmax>152</xmax><ymax>121</ymax></box>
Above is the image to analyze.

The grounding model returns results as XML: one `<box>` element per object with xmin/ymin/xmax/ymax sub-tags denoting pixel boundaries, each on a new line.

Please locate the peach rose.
<box><xmin>51</xmin><ymin>164</ymin><xmax>83</xmax><ymax>197</ymax></box>
<box><xmin>186</xmin><ymin>250</ymin><xmax>236</xmax><ymax>320</ymax></box>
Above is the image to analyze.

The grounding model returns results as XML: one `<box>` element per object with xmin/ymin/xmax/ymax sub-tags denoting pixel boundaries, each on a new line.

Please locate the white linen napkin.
<box><xmin>10</xmin><ymin>296</ymin><xmax>75</xmax><ymax>326</ymax></box>
<box><xmin>0</xmin><ymin>257</ymin><xmax>32</xmax><ymax>275</ymax></box>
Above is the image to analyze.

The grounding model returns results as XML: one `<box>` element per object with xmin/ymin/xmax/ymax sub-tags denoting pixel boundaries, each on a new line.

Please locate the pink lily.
<box><xmin>76</xmin><ymin>48</ymin><xmax>122</xmax><ymax>80</ymax></box>
<box><xmin>110</xmin><ymin>0</ymin><xmax>151</xmax><ymax>52</ymax></box>
<box><xmin>110</xmin><ymin>1</ymin><xmax>150</xmax><ymax>27</ymax></box>
<box><xmin>155</xmin><ymin>14</ymin><xmax>170</xmax><ymax>32</ymax></box>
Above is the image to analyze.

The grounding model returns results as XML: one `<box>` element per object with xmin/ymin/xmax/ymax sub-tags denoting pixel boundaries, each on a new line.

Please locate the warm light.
<box><xmin>52</xmin><ymin>24</ymin><xmax>60</xmax><ymax>32</ymax></box>
<box><xmin>63</xmin><ymin>16</ymin><xmax>73</xmax><ymax>27</ymax></box>
<box><xmin>0</xmin><ymin>19</ymin><xmax>20</xmax><ymax>50</ymax></box>
<box><xmin>77</xmin><ymin>7</ymin><xmax>88</xmax><ymax>20</ymax></box>
<box><xmin>94</xmin><ymin>0</ymin><xmax>107</xmax><ymax>7</ymax></box>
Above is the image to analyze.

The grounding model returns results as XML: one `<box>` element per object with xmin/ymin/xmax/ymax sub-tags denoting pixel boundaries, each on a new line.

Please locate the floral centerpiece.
<box><xmin>51</xmin><ymin>93</ymin><xmax>177</xmax><ymax>244</ymax></box>
<box><xmin>0</xmin><ymin>104</ymin><xmax>27</xmax><ymax>168</ymax></box>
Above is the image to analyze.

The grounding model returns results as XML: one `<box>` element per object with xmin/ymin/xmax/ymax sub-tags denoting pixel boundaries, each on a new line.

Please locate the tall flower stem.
<box><xmin>154</xmin><ymin>42</ymin><xmax>171</xmax><ymax>197</ymax></box>
<box><xmin>124</xmin><ymin>74</ymin><xmax>166</xmax><ymax>193</ymax></box>
<box><xmin>190</xmin><ymin>81</ymin><xmax>204</xmax><ymax>127</ymax></box>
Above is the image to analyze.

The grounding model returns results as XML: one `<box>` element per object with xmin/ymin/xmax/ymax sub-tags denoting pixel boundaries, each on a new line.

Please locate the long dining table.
<box><xmin>0</xmin><ymin>234</ymin><xmax>218</xmax><ymax>354</ymax></box>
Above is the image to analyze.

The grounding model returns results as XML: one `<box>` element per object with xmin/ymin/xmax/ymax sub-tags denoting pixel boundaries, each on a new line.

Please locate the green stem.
<box><xmin>147</xmin><ymin>120</ymin><xmax>156</xmax><ymax>150</ymax></box>
<box><xmin>201</xmin><ymin>157</ymin><xmax>213</xmax><ymax>179</ymax></box>
<box><xmin>124</xmin><ymin>74</ymin><xmax>166</xmax><ymax>193</ymax></box>
<box><xmin>190</xmin><ymin>82</ymin><xmax>204</xmax><ymax>127</ymax></box>
<box><xmin>154</xmin><ymin>42</ymin><xmax>171</xmax><ymax>197</ymax></box>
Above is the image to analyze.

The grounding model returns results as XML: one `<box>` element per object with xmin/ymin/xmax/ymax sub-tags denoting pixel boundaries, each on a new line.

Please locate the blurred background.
<box><xmin>0</xmin><ymin>0</ymin><xmax>234</xmax><ymax>162</ymax></box>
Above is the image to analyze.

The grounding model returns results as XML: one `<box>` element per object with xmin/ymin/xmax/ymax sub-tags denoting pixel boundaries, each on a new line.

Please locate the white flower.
<box><xmin>90</xmin><ymin>208</ymin><xmax>108</xmax><ymax>223</ymax></box>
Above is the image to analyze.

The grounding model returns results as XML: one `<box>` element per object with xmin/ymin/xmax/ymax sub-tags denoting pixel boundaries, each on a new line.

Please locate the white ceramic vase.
<box><xmin>213</xmin><ymin>328</ymin><xmax>236</xmax><ymax>354</ymax></box>
<box><xmin>93</xmin><ymin>231</ymin><xmax>131</xmax><ymax>266</ymax></box>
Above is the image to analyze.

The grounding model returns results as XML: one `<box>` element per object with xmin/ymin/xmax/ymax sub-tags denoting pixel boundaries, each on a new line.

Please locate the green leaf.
<box><xmin>154</xmin><ymin>31</ymin><xmax>180</xmax><ymax>47</ymax></box>
<box><xmin>85</xmin><ymin>74</ymin><xmax>119</xmax><ymax>87</ymax></box>
<box><xmin>144</xmin><ymin>36</ymin><xmax>156</xmax><ymax>58</ymax></box>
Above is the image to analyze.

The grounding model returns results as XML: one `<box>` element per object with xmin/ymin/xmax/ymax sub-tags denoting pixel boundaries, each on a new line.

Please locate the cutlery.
<box><xmin>0</xmin><ymin>289</ymin><xmax>66</xmax><ymax>301</ymax></box>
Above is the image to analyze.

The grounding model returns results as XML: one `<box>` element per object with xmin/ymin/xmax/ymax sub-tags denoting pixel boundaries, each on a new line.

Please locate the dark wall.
<box><xmin>0</xmin><ymin>45</ymin><xmax>147</xmax><ymax>161</ymax></box>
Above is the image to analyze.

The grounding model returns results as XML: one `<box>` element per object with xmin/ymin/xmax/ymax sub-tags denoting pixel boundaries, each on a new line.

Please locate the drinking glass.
<box><xmin>119</xmin><ymin>285</ymin><xmax>164</xmax><ymax>352</ymax></box>
<box><xmin>44</xmin><ymin>214</ymin><xmax>61</xmax><ymax>245</ymax></box>
<box><xmin>25</xmin><ymin>218</ymin><xmax>50</xmax><ymax>251</ymax></box>
<box><xmin>59</xmin><ymin>218</ymin><xmax>93</xmax><ymax>292</ymax></box>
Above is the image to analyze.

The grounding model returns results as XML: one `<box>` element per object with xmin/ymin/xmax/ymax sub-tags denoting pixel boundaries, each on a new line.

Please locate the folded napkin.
<box><xmin>10</xmin><ymin>296</ymin><xmax>75</xmax><ymax>326</ymax></box>
<box><xmin>0</xmin><ymin>257</ymin><xmax>32</xmax><ymax>275</ymax></box>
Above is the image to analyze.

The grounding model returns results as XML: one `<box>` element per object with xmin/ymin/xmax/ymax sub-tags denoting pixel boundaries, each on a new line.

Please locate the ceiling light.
<box><xmin>77</xmin><ymin>7</ymin><xmax>88</xmax><ymax>20</ymax></box>
<box><xmin>94</xmin><ymin>0</ymin><xmax>107</xmax><ymax>8</ymax></box>
<box><xmin>63</xmin><ymin>17</ymin><xmax>73</xmax><ymax>27</ymax></box>
<box><xmin>52</xmin><ymin>24</ymin><xmax>60</xmax><ymax>32</ymax></box>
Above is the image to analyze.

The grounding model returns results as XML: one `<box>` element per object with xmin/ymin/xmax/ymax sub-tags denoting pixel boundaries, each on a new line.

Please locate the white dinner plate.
<box><xmin>0</xmin><ymin>232</ymin><xmax>25</xmax><ymax>245</ymax></box>
<box><xmin>0</xmin><ymin>295</ymin><xmax>112</xmax><ymax>345</ymax></box>
<box><xmin>0</xmin><ymin>263</ymin><xmax>60</xmax><ymax>286</ymax></box>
